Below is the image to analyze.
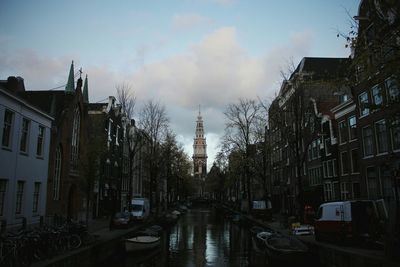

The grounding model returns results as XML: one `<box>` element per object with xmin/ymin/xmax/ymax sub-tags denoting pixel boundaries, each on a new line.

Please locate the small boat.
<box><xmin>253</xmin><ymin>231</ymin><xmax>274</xmax><ymax>251</ymax></box>
<box><xmin>254</xmin><ymin>232</ymin><xmax>308</xmax><ymax>266</ymax></box>
<box><xmin>171</xmin><ymin>210</ymin><xmax>181</xmax><ymax>216</ymax></box>
<box><xmin>250</xmin><ymin>226</ymin><xmax>275</xmax><ymax>238</ymax></box>
<box><xmin>125</xmin><ymin>236</ymin><xmax>161</xmax><ymax>252</ymax></box>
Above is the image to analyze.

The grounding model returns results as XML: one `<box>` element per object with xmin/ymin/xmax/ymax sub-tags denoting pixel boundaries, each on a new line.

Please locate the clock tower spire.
<box><xmin>193</xmin><ymin>105</ymin><xmax>207</xmax><ymax>178</ymax></box>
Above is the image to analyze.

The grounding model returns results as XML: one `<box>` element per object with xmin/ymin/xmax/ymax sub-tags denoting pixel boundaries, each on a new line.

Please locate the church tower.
<box><xmin>193</xmin><ymin>106</ymin><xmax>207</xmax><ymax>178</ymax></box>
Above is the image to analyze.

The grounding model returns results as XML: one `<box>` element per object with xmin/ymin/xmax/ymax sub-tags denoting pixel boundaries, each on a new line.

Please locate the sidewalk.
<box><xmin>87</xmin><ymin>217</ymin><xmax>110</xmax><ymax>233</ymax></box>
<box><xmin>31</xmin><ymin>217</ymin><xmax>147</xmax><ymax>267</ymax></box>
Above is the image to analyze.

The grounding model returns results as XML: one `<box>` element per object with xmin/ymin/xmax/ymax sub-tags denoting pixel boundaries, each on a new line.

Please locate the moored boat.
<box><xmin>125</xmin><ymin>236</ymin><xmax>161</xmax><ymax>252</ymax></box>
<box><xmin>254</xmin><ymin>232</ymin><xmax>309</xmax><ymax>266</ymax></box>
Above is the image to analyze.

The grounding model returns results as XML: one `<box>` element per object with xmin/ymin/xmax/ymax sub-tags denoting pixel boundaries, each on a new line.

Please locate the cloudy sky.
<box><xmin>0</xmin><ymin>0</ymin><xmax>360</xmax><ymax>167</ymax></box>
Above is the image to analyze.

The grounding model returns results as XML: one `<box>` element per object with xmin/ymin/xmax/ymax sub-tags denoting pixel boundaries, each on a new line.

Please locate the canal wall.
<box><xmin>219</xmin><ymin>204</ymin><xmax>399</xmax><ymax>267</ymax></box>
<box><xmin>31</xmin><ymin>227</ymin><xmax>135</xmax><ymax>267</ymax></box>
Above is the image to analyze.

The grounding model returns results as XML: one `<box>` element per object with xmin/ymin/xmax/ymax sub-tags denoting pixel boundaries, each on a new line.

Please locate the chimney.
<box><xmin>6</xmin><ymin>76</ymin><xmax>25</xmax><ymax>93</ymax></box>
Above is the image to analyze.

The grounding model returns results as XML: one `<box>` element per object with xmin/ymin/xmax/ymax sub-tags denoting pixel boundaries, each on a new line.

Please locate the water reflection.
<box><xmin>168</xmin><ymin>208</ymin><xmax>252</xmax><ymax>266</ymax></box>
<box><xmin>104</xmin><ymin>206</ymin><xmax>268</xmax><ymax>267</ymax></box>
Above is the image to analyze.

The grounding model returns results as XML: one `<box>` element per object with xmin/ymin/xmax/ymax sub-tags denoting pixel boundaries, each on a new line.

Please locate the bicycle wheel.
<box><xmin>69</xmin><ymin>234</ymin><xmax>81</xmax><ymax>249</ymax></box>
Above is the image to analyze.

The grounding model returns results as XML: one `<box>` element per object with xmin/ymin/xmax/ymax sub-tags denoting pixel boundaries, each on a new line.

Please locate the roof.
<box><xmin>0</xmin><ymin>87</ymin><xmax>53</xmax><ymax>121</ymax></box>
<box><xmin>289</xmin><ymin>57</ymin><xmax>350</xmax><ymax>80</ymax></box>
<box><xmin>88</xmin><ymin>102</ymin><xmax>107</xmax><ymax>111</ymax></box>
<box><xmin>21</xmin><ymin>90</ymin><xmax>75</xmax><ymax>121</ymax></box>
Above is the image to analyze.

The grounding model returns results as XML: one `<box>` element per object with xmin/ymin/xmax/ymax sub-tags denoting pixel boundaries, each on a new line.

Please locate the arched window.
<box><xmin>71</xmin><ymin>107</ymin><xmax>81</xmax><ymax>170</ymax></box>
<box><xmin>53</xmin><ymin>145</ymin><xmax>62</xmax><ymax>200</ymax></box>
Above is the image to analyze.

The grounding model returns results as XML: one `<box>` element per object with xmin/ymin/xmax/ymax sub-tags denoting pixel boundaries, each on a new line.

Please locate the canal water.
<box><xmin>103</xmin><ymin>206</ymin><xmax>273</xmax><ymax>267</ymax></box>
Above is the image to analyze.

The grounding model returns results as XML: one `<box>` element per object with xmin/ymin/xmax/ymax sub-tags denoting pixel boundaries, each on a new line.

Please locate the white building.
<box><xmin>0</xmin><ymin>77</ymin><xmax>53</xmax><ymax>228</ymax></box>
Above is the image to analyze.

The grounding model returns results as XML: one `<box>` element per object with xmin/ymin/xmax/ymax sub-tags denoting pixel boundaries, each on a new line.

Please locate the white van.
<box><xmin>314</xmin><ymin>200</ymin><xmax>386</xmax><ymax>242</ymax></box>
<box><xmin>131</xmin><ymin>198</ymin><xmax>150</xmax><ymax>221</ymax></box>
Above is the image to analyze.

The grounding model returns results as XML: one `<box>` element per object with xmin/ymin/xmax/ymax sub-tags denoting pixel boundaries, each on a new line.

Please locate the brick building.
<box><xmin>26</xmin><ymin>62</ymin><xmax>89</xmax><ymax>221</ymax></box>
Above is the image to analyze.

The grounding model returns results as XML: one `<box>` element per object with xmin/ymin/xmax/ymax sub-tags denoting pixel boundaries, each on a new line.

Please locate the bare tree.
<box><xmin>279</xmin><ymin>57</ymin><xmax>297</xmax><ymax>82</ymax></box>
<box><xmin>222</xmin><ymin>98</ymin><xmax>267</xmax><ymax>212</ymax></box>
<box><xmin>116</xmin><ymin>83</ymin><xmax>136</xmax><ymax>119</ymax></box>
<box><xmin>138</xmin><ymin>100</ymin><xmax>169</xmax><ymax>213</ymax></box>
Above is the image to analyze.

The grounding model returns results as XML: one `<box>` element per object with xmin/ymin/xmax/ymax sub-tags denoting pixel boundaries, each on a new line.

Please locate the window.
<box><xmin>353</xmin><ymin>183</ymin><xmax>361</xmax><ymax>199</ymax></box>
<box><xmin>359</xmin><ymin>92</ymin><xmax>369</xmax><ymax>117</ymax></box>
<box><xmin>36</xmin><ymin>125</ymin><xmax>45</xmax><ymax>156</ymax></box>
<box><xmin>375</xmin><ymin>120</ymin><xmax>388</xmax><ymax>153</ymax></box>
<box><xmin>391</xmin><ymin>119</ymin><xmax>400</xmax><ymax>151</ymax></box>
<box><xmin>333</xmin><ymin>182</ymin><xmax>340</xmax><ymax>200</ymax></box>
<box><xmin>362</xmin><ymin>126</ymin><xmax>374</xmax><ymax>156</ymax></box>
<box><xmin>339</xmin><ymin>120</ymin><xmax>348</xmax><ymax>144</ymax></box>
<box><xmin>107</xmin><ymin>119</ymin><xmax>112</xmax><ymax>149</ymax></box>
<box><xmin>2</xmin><ymin>109</ymin><xmax>14</xmax><ymax>148</ymax></box>
<box><xmin>20</xmin><ymin>118</ymin><xmax>30</xmax><ymax>153</ymax></box>
<box><xmin>371</xmin><ymin>84</ymin><xmax>383</xmax><ymax>108</ymax></box>
<box><xmin>351</xmin><ymin>149</ymin><xmax>359</xmax><ymax>173</ymax></box>
<box><xmin>71</xmin><ymin>108</ymin><xmax>80</xmax><ymax>169</ymax></box>
<box><xmin>324</xmin><ymin>138</ymin><xmax>331</xmax><ymax>155</ymax></box>
<box><xmin>15</xmin><ymin>181</ymin><xmax>24</xmax><ymax>214</ymax></box>
<box><xmin>333</xmin><ymin>159</ymin><xmax>337</xmax><ymax>177</ymax></box>
<box><xmin>341</xmin><ymin>151</ymin><xmax>349</xmax><ymax>175</ymax></box>
<box><xmin>349</xmin><ymin>116</ymin><xmax>357</xmax><ymax>140</ymax></box>
<box><xmin>367</xmin><ymin>166</ymin><xmax>379</xmax><ymax>199</ymax></box>
<box><xmin>380</xmin><ymin>167</ymin><xmax>392</xmax><ymax>199</ymax></box>
<box><xmin>339</xmin><ymin>94</ymin><xmax>349</xmax><ymax>103</ymax></box>
<box><xmin>385</xmin><ymin>77</ymin><xmax>399</xmax><ymax>103</ymax></box>
<box><xmin>311</xmin><ymin>140</ymin><xmax>317</xmax><ymax>159</ymax></box>
<box><xmin>116</xmin><ymin>126</ymin><xmax>120</xmax><ymax>146</ymax></box>
<box><xmin>328</xmin><ymin>160</ymin><xmax>333</xmax><ymax>177</ymax></box>
<box><xmin>33</xmin><ymin>182</ymin><xmax>40</xmax><ymax>213</ymax></box>
<box><xmin>324</xmin><ymin>183</ymin><xmax>333</xmax><ymax>201</ymax></box>
<box><xmin>53</xmin><ymin>146</ymin><xmax>62</xmax><ymax>200</ymax></box>
<box><xmin>0</xmin><ymin>179</ymin><xmax>6</xmax><ymax>216</ymax></box>
<box><xmin>341</xmin><ymin>182</ymin><xmax>350</xmax><ymax>200</ymax></box>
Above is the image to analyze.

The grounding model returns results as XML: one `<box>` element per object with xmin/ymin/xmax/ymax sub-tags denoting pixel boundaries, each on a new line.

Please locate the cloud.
<box><xmin>0</xmin><ymin>27</ymin><xmax>313</xmax><ymax>166</ymax></box>
<box><xmin>130</xmin><ymin>27</ymin><xmax>313</xmax><ymax>122</ymax></box>
<box><xmin>0</xmin><ymin>48</ymin><xmax>74</xmax><ymax>89</ymax></box>
<box><xmin>172</xmin><ymin>13</ymin><xmax>214</xmax><ymax>31</ymax></box>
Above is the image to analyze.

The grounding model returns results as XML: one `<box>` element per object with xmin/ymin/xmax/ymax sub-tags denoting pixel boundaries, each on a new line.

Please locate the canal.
<box><xmin>102</xmin><ymin>206</ymin><xmax>272</xmax><ymax>267</ymax></box>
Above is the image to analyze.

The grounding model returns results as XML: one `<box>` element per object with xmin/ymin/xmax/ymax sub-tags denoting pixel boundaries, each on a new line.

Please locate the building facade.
<box><xmin>87</xmin><ymin>96</ymin><xmax>131</xmax><ymax>217</ymax></box>
<box><xmin>26</xmin><ymin>62</ymin><xmax>89</xmax><ymax>221</ymax></box>
<box><xmin>268</xmin><ymin>57</ymin><xmax>350</xmax><ymax>216</ymax></box>
<box><xmin>0</xmin><ymin>77</ymin><xmax>53</xmax><ymax>228</ymax></box>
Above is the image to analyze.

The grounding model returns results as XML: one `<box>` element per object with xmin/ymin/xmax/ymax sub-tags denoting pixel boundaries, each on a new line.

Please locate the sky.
<box><xmin>0</xmin><ymin>0</ymin><xmax>360</xmax><ymax>168</ymax></box>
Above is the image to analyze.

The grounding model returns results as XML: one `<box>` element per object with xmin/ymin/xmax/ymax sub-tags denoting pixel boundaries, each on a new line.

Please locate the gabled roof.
<box><xmin>289</xmin><ymin>57</ymin><xmax>350</xmax><ymax>80</ymax></box>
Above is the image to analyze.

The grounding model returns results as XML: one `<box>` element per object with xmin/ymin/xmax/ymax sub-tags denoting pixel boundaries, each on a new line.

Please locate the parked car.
<box><xmin>251</xmin><ymin>200</ymin><xmax>272</xmax><ymax>221</ymax></box>
<box><xmin>131</xmin><ymin>198</ymin><xmax>150</xmax><ymax>221</ymax></box>
<box><xmin>314</xmin><ymin>200</ymin><xmax>386</xmax><ymax>243</ymax></box>
<box><xmin>111</xmin><ymin>211</ymin><xmax>133</xmax><ymax>229</ymax></box>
